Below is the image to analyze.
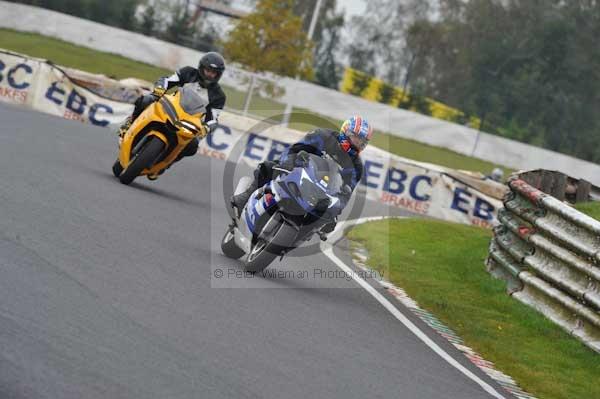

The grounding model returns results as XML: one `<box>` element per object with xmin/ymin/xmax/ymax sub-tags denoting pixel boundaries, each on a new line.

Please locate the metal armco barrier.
<box><xmin>487</xmin><ymin>178</ymin><xmax>600</xmax><ymax>353</ymax></box>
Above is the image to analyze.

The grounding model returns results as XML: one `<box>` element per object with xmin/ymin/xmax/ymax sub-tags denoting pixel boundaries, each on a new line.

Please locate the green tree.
<box><xmin>313</xmin><ymin>10</ymin><xmax>343</xmax><ymax>88</ymax></box>
<box><xmin>164</xmin><ymin>0</ymin><xmax>195</xmax><ymax>44</ymax></box>
<box><xmin>118</xmin><ymin>0</ymin><xmax>139</xmax><ymax>29</ymax></box>
<box><xmin>139</xmin><ymin>4</ymin><xmax>157</xmax><ymax>36</ymax></box>
<box><xmin>223</xmin><ymin>0</ymin><xmax>314</xmax><ymax>79</ymax></box>
<box><xmin>398</xmin><ymin>0</ymin><xmax>600</xmax><ymax>163</ymax></box>
<box><xmin>398</xmin><ymin>83</ymin><xmax>431</xmax><ymax>116</ymax></box>
<box><xmin>348</xmin><ymin>70</ymin><xmax>372</xmax><ymax>97</ymax></box>
<box><xmin>186</xmin><ymin>0</ymin><xmax>234</xmax><ymax>52</ymax></box>
<box><xmin>293</xmin><ymin>0</ymin><xmax>344</xmax><ymax>88</ymax></box>
<box><xmin>346</xmin><ymin>0</ymin><xmax>431</xmax><ymax>85</ymax></box>
<box><xmin>378</xmin><ymin>83</ymin><xmax>397</xmax><ymax>105</ymax></box>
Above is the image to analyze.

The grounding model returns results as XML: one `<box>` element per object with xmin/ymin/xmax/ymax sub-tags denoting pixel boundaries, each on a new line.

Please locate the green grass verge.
<box><xmin>368</xmin><ymin>133</ymin><xmax>514</xmax><ymax>177</ymax></box>
<box><xmin>575</xmin><ymin>201</ymin><xmax>600</xmax><ymax>221</ymax></box>
<box><xmin>347</xmin><ymin>218</ymin><xmax>598</xmax><ymax>399</ymax></box>
<box><xmin>0</xmin><ymin>29</ymin><xmax>171</xmax><ymax>82</ymax></box>
<box><xmin>0</xmin><ymin>27</ymin><xmax>511</xmax><ymax>174</ymax></box>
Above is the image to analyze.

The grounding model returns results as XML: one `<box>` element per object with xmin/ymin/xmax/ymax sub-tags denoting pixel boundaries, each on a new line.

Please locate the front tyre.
<box><xmin>119</xmin><ymin>137</ymin><xmax>165</xmax><ymax>185</ymax></box>
<box><xmin>112</xmin><ymin>159</ymin><xmax>123</xmax><ymax>177</ymax></box>
<box><xmin>244</xmin><ymin>217</ymin><xmax>297</xmax><ymax>273</ymax></box>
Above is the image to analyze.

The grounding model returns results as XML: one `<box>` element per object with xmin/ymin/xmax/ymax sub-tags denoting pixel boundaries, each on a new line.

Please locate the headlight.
<box><xmin>179</xmin><ymin>120</ymin><xmax>202</xmax><ymax>135</ymax></box>
<box><xmin>306</xmin><ymin>194</ymin><xmax>319</xmax><ymax>207</ymax></box>
<box><xmin>300</xmin><ymin>181</ymin><xmax>328</xmax><ymax>208</ymax></box>
<box><xmin>287</xmin><ymin>182</ymin><xmax>302</xmax><ymax>198</ymax></box>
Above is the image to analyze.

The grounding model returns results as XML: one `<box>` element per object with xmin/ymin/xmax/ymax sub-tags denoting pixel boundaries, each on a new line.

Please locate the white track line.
<box><xmin>321</xmin><ymin>217</ymin><xmax>506</xmax><ymax>399</ymax></box>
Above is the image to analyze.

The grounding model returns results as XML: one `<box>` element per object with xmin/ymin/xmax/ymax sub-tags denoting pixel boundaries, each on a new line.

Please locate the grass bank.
<box><xmin>575</xmin><ymin>201</ymin><xmax>600</xmax><ymax>220</ymax></box>
<box><xmin>347</xmin><ymin>218</ymin><xmax>598</xmax><ymax>399</ymax></box>
<box><xmin>0</xmin><ymin>28</ymin><xmax>510</xmax><ymax>175</ymax></box>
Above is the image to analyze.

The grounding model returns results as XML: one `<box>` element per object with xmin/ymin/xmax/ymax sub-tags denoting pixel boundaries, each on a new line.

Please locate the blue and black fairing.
<box><xmin>276</xmin><ymin>155</ymin><xmax>343</xmax><ymax>217</ymax></box>
<box><xmin>243</xmin><ymin>154</ymin><xmax>344</xmax><ymax>238</ymax></box>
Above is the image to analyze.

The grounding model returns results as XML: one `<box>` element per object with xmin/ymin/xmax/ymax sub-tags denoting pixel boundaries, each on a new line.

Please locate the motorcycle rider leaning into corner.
<box><xmin>231</xmin><ymin>115</ymin><xmax>373</xmax><ymax>240</ymax></box>
<box><xmin>117</xmin><ymin>52</ymin><xmax>227</xmax><ymax>165</ymax></box>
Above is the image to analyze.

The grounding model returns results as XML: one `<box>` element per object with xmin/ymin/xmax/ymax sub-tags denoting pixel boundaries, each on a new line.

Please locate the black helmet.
<box><xmin>198</xmin><ymin>52</ymin><xmax>225</xmax><ymax>85</ymax></box>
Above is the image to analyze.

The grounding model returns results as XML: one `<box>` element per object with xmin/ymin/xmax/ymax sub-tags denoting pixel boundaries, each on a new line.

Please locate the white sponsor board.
<box><xmin>0</xmin><ymin>50</ymin><xmax>501</xmax><ymax>228</ymax></box>
<box><xmin>207</xmin><ymin>130</ymin><xmax>501</xmax><ymax>229</ymax></box>
<box><xmin>0</xmin><ymin>50</ymin><xmax>133</xmax><ymax>125</ymax></box>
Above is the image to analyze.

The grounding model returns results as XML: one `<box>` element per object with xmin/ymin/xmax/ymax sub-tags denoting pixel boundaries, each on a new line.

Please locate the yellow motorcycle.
<box><xmin>112</xmin><ymin>83</ymin><xmax>208</xmax><ymax>185</ymax></box>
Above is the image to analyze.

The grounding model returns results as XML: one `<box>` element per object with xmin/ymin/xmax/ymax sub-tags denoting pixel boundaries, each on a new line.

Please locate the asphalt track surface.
<box><xmin>0</xmin><ymin>102</ymin><xmax>514</xmax><ymax>399</ymax></box>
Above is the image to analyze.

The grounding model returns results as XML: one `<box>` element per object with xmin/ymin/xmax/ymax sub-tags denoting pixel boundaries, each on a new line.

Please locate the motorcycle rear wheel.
<box><xmin>119</xmin><ymin>137</ymin><xmax>165</xmax><ymax>185</ymax></box>
<box><xmin>221</xmin><ymin>225</ymin><xmax>245</xmax><ymax>259</ymax></box>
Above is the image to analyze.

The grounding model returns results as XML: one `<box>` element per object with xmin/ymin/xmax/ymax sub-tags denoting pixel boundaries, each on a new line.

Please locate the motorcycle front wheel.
<box><xmin>112</xmin><ymin>159</ymin><xmax>123</xmax><ymax>177</ymax></box>
<box><xmin>119</xmin><ymin>137</ymin><xmax>165</xmax><ymax>185</ymax></box>
<box><xmin>244</xmin><ymin>213</ymin><xmax>297</xmax><ymax>273</ymax></box>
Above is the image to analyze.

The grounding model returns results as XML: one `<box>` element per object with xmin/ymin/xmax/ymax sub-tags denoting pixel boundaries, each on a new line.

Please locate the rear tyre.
<box><xmin>221</xmin><ymin>226</ymin><xmax>245</xmax><ymax>259</ymax></box>
<box><xmin>119</xmin><ymin>137</ymin><xmax>165</xmax><ymax>185</ymax></box>
<box><xmin>112</xmin><ymin>160</ymin><xmax>123</xmax><ymax>177</ymax></box>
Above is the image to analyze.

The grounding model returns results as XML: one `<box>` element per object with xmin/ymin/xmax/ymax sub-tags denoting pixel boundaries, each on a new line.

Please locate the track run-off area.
<box><xmin>0</xmin><ymin>102</ymin><xmax>513</xmax><ymax>399</ymax></box>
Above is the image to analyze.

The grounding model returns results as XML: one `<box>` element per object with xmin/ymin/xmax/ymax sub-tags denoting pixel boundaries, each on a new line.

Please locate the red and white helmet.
<box><xmin>339</xmin><ymin>116</ymin><xmax>373</xmax><ymax>152</ymax></box>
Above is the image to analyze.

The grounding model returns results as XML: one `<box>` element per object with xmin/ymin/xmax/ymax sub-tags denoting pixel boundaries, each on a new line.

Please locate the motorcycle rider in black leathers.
<box><xmin>118</xmin><ymin>52</ymin><xmax>226</xmax><ymax>167</ymax></box>
<box><xmin>231</xmin><ymin>116</ymin><xmax>373</xmax><ymax>239</ymax></box>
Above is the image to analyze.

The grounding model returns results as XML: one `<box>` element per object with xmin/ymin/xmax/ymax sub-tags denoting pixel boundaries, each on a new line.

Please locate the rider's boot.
<box><xmin>147</xmin><ymin>149</ymin><xmax>186</xmax><ymax>181</ymax></box>
<box><xmin>230</xmin><ymin>179</ymin><xmax>258</xmax><ymax>217</ymax></box>
<box><xmin>317</xmin><ymin>220</ymin><xmax>337</xmax><ymax>241</ymax></box>
<box><xmin>146</xmin><ymin>169</ymin><xmax>165</xmax><ymax>181</ymax></box>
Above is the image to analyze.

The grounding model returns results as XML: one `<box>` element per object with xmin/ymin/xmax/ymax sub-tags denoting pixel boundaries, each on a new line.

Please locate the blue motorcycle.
<box><xmin>222</xmin><ymin>153</ymin><xmax>347</xmax><ymax>273</ymax></box>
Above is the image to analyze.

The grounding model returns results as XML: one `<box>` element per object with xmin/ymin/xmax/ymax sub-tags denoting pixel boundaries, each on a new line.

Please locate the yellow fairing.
<box><xmin>118</xmin><ymin>90</ymin><xmax>207</xmax><ymax>176</ymax></box>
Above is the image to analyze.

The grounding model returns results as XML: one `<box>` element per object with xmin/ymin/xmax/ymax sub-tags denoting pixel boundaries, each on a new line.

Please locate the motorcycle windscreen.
<box><xmin>298</xmin><ymin>178</ymin><xmax>329</xmax><ymax>209</ymax></box>
<box><xmin>295</xmin><ymin>155</ymin><xmax>343</xmax><ymax>212</ymax></box>
<box><xmin>179</xmin><ymin>83</ymin><xmax>209</xmax><ymax>115</ymax></box>
<box><xmin>305</xmin><ymin>155</ymin><xmax>343</xmax><ymax>196</ymax></box>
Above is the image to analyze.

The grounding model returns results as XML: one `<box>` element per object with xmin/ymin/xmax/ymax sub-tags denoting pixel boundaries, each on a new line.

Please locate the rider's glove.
<box><xmin>295</xmin><ymin>150</ymin><xmax>310</xmax><ymax>167</ymax></box>
<box><xmin>152</xmin><ymin>85</ymin><xmax>166</xmax><ymax>98</ymax></box>
<box><xmin>318</xmin><ymin>218</ymin><xmax>337</xmax><ymax>241</ymax></box>
<box><xmin>201</xmin><ymin>120</ymin><xmax>218</xmax><ymax>137</ymax></box>
<box><xmin>321</xmin><ymin>220</ymin><xmax>337</xmax><ymax>234</ymax></box>
<box><xmin>341</xmin><ymin>184</ymin><xmax>352</xmax><ymax>196</ymax></box>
